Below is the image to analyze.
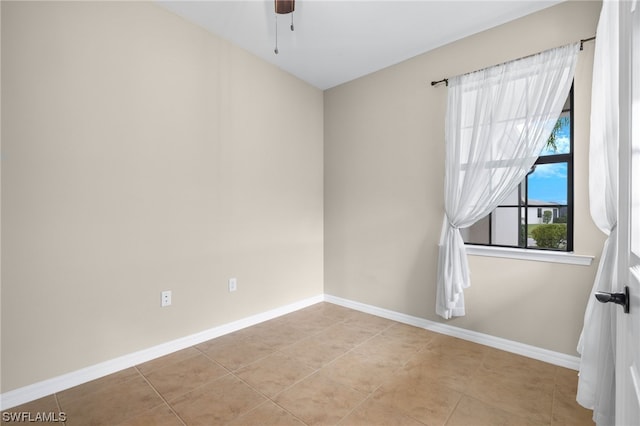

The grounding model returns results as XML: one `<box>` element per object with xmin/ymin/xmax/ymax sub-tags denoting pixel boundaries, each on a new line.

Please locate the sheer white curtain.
<box><xmin>436</xmin><ymin>44</ymin><xmax>579</xmax><ymax>319</ymax></box>
<box><xmin>577</xmin><ymin>0</ymin><xmax>618</xmax><ymax>423</ymax></box>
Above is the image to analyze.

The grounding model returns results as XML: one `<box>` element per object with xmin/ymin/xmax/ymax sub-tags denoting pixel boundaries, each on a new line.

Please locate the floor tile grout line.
<box><xmin>228</xmin><ymin>370</ymin><xmax>311</xmax><ymax>425</ymax></box>
<box><xmin>151</xmin><ymin>369</ymin><xmax>236</xmax><ymax>408</ymax></box>
<box><xmin>133</xmin><ymin>365</ymin><xmax>188</xmax><ymax>426</ymax></box>
<box><xmin>329</xmin><ymin>331</ymin><xmax>442</xmax><ymax>425</ymax></box>
<box><xmin>333</xmin><ymin>393</ymin><xmax>375</xmax><ymax>425</ymax></box>
<box><xmin>457</xmin><ymin>377</ymin><xmax>556</xmax><ymax>424</ymax></box>
<box><xmin>196</xmin><ymin>344</ymin><xmax>273</xmax><ymax>374</ymax></box>
<box><xmin>136</xmin><ymin>348</ymin><xmax>239</xmax><ymax>404</ymax></box>
<box><xmin>53</xmin><ymin>366</ymin><xmax>150</xmax><ymax>414</ymax></box>
<box><xmin>176</xmin><ymin>313</ymin><xmax>373</xmax><ymax>413</ymax></box>
<box><xmin>367</xmin><ymin>331</ymin><xmax>521</xmax><ymax>426</ymax></box>
<box><xmin>265</xmin><ymin>397</ymin><xmax>311</xmax><ymax>426</ymax></box>
<box><xmin>194</xmin><ymin>317</ymin><xmax>347</xmax><ymax>372</ymax></box>
<box><xmin>52</xmin><ymin>393</ymin><xmax>66</xmax><ymax>426</ymax></box>
<box><xmin>226</xmin><ymin>325</ymin><xmax>366</xmax><ymax>426</ymax></box>
<box><xmin>550</xmin><ymin>379</ymin><xmax>560</xmax><ymax>425</ymax></box>
<box><xmin>259</xmin><ymin>320</ymin><xmax>422</xmax><ymax>424</ymax></box>
<box><xmin>314</xmin><ymin>324</ymin><xmax>387</xmax><ymax>367</ymax></box>
<box><xmin>224</xmin><ymin>398</ymin><xmax>310</xmax><ymax>426</ymax></box>
<box><xmin>236</xmin><ymin>318</ymin><xmax>387</xmax><ymax>374</ymax></box>
<box><xmin>453</xmin><ymin>348</ymin><xmax>545</xmax><ymax>425</ymax></box>
<box><xmin>442</xmin><ymin>392</ymin><xmax>465</xmax><ymax>426</ymax></box>
<box><xmin>138</xmin><ymin>350</ymin><xmax>312</xmax><ymax>425</ymax></box>
<box><xmin>224</xmin><ymin>318</ymin><xmax>394</xmax><ymax>424</ymax></box>
<box><xmin>135</xmin><ymin>349</ymin><xmax>203</xmax><ymax>377</ymax></box>
<box><xmin>245</xmin><ymin>355</ymin><xmax>323</xmax><ymax>401</ymax></box>
<box><xmin>193</xmin><ymin>312</ymin><xmax>354</xmax><ymax>423</ymax></box>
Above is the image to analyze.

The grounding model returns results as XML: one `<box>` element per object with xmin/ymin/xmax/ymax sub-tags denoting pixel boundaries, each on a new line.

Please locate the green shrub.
<box><xmin>531</xmin><ymin>224</ymin><xmax>567</xmax><ymax>249</ymax></box>
<box><xmin>554</xmin><ymin>215</ymin><xmax>568</xmax><ymax>224</ymax></box>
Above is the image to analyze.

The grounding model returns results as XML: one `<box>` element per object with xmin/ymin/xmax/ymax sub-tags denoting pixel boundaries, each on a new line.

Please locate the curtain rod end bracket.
<box><xmin>580</xmin><ymin>36</ymin><xmax>596</xmax><ymax>51</ymax></box>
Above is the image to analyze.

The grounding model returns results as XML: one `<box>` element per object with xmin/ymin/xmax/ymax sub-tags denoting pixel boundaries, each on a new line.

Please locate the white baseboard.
<box><xmin>0</xmin><ymin>294</ymin><xmax>324</xmax><ymax>411</ymax></box>
<box><xmin>1</xmin><ymin>292</ymin><xmax>580</xmax><ymax>411</ymax></box>
<box><xmin>323</xmin><ymin>294</ymin><xmax>581</xmax><ymax>371</ymax></box>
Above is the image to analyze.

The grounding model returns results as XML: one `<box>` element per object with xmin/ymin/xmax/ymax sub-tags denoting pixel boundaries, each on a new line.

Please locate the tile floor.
<box><xmin>2</xmin><ymin>302</ymin><xmax>594</xmax><ymax>425</ymax></box>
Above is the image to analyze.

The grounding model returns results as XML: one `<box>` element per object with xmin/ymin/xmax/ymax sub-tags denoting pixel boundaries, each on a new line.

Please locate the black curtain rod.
<box><xmin>430</xmin><ymin>36</ymin><xmax>597</xmax><ymax>87</ymax></box>
<box><xmin>579</xmin><ymin>36</ymin><xmax>596</xmax><ymax>50</ymax></box>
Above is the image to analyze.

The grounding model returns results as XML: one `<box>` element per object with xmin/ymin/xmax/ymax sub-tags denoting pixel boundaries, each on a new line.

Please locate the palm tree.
<box><xmin>546</xmin><ymin>116</ymin><xmax>569</xmax><ymax>152</ymax></box>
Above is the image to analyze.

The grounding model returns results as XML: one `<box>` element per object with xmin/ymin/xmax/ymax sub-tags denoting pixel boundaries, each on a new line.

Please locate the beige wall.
<box><xmin>1</xmin><ymin>1</ymin><xmax>324</xmax><ymax>392</ymax></box>
<box><xmin>324</xmin><ymin>1</ymin><xmax>604</xmax><ymax>356</ymax></box>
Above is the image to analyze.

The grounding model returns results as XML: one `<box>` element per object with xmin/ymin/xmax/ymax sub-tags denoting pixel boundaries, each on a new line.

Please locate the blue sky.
<box><xmin>527</xmin><ymin>119</ymin><xmax>570</xmax><ymax>204</ymax></box>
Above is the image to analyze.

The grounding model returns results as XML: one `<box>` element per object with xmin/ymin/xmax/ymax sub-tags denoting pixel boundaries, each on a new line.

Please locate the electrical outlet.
<box><xmin>161</xmin><ymin>290</ymin><xmax>172</xmax><ymax>307</ymax></box>
<box><xmin>228</xmin><ymin>278</ymin><xmax>237</xmax><ymax>292</ymax></box>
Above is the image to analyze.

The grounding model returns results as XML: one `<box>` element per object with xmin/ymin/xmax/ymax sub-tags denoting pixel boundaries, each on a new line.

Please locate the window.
<box><xmin>461</xmin><ymin>86</ymin><xmax>574</xmax><ymax>251</ymax></box>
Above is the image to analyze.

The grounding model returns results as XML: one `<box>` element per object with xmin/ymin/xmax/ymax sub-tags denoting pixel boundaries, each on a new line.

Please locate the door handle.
<box><xmin>595</xmin><ymin>286</ymin><xmax>630</xmax><ymax>314</ymax></box>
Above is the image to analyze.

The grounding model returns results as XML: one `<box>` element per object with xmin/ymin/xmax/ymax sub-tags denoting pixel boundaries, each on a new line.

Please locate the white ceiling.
<box><xmin>157</xmin><ymin>0</ymin><xmax>563</xmax><ymax>90</ymax></box>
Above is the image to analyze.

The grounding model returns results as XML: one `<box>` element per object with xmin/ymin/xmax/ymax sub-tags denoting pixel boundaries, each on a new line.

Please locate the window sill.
<box><xmin>465</xmin><ymin>245</ymin><xmax>594</xmax><ymax>266</ymax></box>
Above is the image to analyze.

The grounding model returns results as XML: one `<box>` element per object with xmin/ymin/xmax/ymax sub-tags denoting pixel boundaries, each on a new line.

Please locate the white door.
<box><xmin>616</xmin><ymin>0</ymin><xmax>640</xmax><ymax>423</ymax></box>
